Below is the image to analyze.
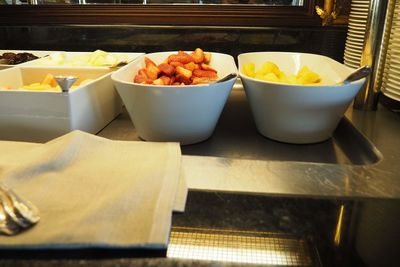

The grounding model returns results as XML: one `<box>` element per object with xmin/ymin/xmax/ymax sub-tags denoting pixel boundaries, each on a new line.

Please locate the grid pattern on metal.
<box><xmin>167</xmin><ymin>227</ymin><xmax>313</xmax><ymax>266</ymax></box>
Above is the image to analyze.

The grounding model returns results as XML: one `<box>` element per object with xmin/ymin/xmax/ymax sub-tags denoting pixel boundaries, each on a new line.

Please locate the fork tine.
<box><xmin>0</xmin><ymin>195</ymin><xmax>22</xmax><ymax>235</ymax></box>
<box><xmin>7</xmin><ymin>189</ymin><xmax>40</xmax><ymax>225</ymax></box>
<box><xmin>0</xmin><ymin>193</ymin><xmax>29</xmax><ymax>228</ymax></box>
<box><xmin>0</xmin><ymin>184</ymin><xmax>40</xmax><ymax>229</ymax></box>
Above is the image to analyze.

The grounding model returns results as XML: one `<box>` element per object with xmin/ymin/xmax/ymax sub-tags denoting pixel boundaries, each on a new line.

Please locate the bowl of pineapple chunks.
<box><xmin>238</xmin><ymin>52</ymin><xmax>366</xmax><ymax>144</ymax></box>
<box><xmin>112</xmin><ymin>49</ymin><xmax>237</xmax><ymax>145</ymax></box>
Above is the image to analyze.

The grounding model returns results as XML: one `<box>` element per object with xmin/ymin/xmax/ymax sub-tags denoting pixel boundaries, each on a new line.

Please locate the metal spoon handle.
<box><xmin>343</xmin><ymin>65</ymin><xmax>372</xmax><ymax>84</ymax></box>
<box><xmin>215</xmin><ymin>73</ymin><xmax>238</xmax><ymax>84</ymax></box>
<box><xmin>54</xmin><ymin>76</ymin><xmax>77</xmax><ymax>93</ymax></box>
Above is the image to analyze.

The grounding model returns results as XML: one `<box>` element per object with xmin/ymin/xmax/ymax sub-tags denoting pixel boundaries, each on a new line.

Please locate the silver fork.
<box><xmin>0</xmin><ymin>198</ymin><xmax>20</xmax><ymax>236</ymax></box>
<box><xmin>0</xmin><ymin>184</ymin><xmax>40</xmax><ymax>235</ymax></box>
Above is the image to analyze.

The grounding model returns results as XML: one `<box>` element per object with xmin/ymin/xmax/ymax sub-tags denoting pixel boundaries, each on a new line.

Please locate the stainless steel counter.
<box><xmin>98</xmin><ymin>86</ymin><xmax>400</xmax><ymax>199</ymax></box>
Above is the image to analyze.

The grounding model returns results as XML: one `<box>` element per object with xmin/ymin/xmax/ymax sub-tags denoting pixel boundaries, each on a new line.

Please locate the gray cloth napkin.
<box><xmin>0</xmin><ymin>130</ymin><xmax>186</xmax><ymax>249</ymax></box>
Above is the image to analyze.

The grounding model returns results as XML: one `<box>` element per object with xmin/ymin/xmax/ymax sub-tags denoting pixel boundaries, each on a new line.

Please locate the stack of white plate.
<box><xmin>344</xmin><ymin>0</ymin><xmax>371</xmax><ymax>68</ymax></box>
<box><xmin>381</xmin><ymin>2</ymin><xmax>400</xmax><ymax>101</ymax></box>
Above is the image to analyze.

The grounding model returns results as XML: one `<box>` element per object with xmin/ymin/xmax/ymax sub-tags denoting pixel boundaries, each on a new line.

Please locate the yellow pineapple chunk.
<box><xmin>242</xmin><ymin>63</ymin><xmax>256</xmax><ymax>77</ymax></box>
<box><xmin>261</xmin><ymin>61</ymin><xmax>281</xmax><ymax>77</ymax></box>
<box><xmin>296</xmin><ymin>66</ymin><xmax>321</xmax><ymax>85</ymax></box>
<box><xmin>245</xmin><ymin>61</ymin><xmax>321</xmax><ymax>85</ymax></box>
<box><xmin>262</xmin><ymin>72</ymin><xmax>279</xmax><ymax>83</ymax></box>
<box><xmin>286</xmin><ymin>75</ymin><xmax>298</xmax><ymax>84</ymax></box>
<box><xmin>41</xmin><ymin>73</ymin><xmax>58</xmax><ymax>87</ymax></box>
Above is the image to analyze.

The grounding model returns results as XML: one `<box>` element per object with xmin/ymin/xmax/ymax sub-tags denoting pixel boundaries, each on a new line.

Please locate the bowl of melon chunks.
<box><xmin>238</xmin><ymin>51</ymin><xmax>366</xmax><ymax>144</ymax></box>
<box><xmin>111</xmin><ymin>48</ymin><xmax>238</xmax><ymax>145</ymax></box>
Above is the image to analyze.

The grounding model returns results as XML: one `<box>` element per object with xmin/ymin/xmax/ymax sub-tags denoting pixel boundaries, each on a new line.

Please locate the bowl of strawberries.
<box><xmin>111</xmin><ymin>48</ymin><xmax>237</xmax><ymax>145</ymax></box>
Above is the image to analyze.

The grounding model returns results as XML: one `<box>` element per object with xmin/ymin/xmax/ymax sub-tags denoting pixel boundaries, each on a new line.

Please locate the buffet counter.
<box><xmin>1</xmin><ymin>85</ymin><xmax>399</xmax><ymax>266</ymax></box>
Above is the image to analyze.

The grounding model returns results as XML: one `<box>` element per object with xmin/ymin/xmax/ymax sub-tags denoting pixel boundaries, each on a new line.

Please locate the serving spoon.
<box><xmin>54</xmin><ymin>76</ymin><xmax>77</xmax><ymax>93</ymax></box>
<box><xmin>342</xmin><ymin>65</ymin><xmax>372</xmax><ymax>84</ymax></box>
<box><xmin>212</xmin><ymin>73</ymin><xmax>238</xmax><ymax>84</ymax></box>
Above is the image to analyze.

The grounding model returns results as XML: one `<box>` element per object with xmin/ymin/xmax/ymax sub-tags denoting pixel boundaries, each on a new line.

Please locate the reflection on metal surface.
<box><xmin>315</xmin><ymin>0</ymin><xmax>338</xmax><ymax>26</ymax></box>
<box><xmin>180</xmin><ymin>89</ymin><xmax>381</xmax><ymax>165</ymax></box>
<box><xmin>354</xmin><ymin>0</ymin><xmax>389</xmax><ymax>110</ymax></box>
<box><xmin>334</xmin><ymin>205</ymin><xmax>345</xmax><ymax>246</ymax></box>
<box><xmin>167</xmin><ymin>227</ymin><xmax>315</xmax><ymax>266</ymax></box>
<box><xmin>98</xmin><ymin>88</ymin><xmax>382</xmax><ymax>165</ymax></box>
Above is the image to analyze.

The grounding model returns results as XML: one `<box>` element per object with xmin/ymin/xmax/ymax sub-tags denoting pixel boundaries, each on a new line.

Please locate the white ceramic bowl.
<box><xmin>112</xmin><ymin>51</ymin><xmax>237</xmax><ymax>145</ymax></box>
<box><xmin>0</xmin><ymin>66</ymin><xmax>122</xmax><ymax>142</ymax></box>
<box><xmin>0</xmin><ymin>50</ymin><xmax>59</xmax><ymax>70</ymax></box>
<box><xmin>238</xmin><ymin>52</ymin><xmax>366</xmax><ymax>144</ymax></box>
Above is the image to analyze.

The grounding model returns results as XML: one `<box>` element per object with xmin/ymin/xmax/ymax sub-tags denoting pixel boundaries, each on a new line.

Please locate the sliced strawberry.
<box><xmin>158</xmin><ymin>63</ymin><xmax>175</xmax><ymax>76</ymax></box>
<box><xmin>170</xmin><ymin>61</ymin><xmax>184</xmax><ymax>68</ymax></box>
<box><xmin>168</xmin><ymin>51</ymin><xmax>195</xmax><ymax>64</ymax></box>
<box><xmin>176</xmin><ymin>66</ymin><xmax>193</xmax><ymax>80</ymax></box>
<box><xmin>193</xmin><ymin>69</ymin><xmax>218</xmax><ymax>79</ymax></box>
<box><xmin>159</xmin><ymin>76</ymin><xmax>172</xmax><ymax>85</ymax></box>
<box><xmin>145</xmin><ymin>64</ymin><xmax>161</xmax><ymax>80</ymax></box>
<box><xmin>191</xmin><ymin>77</ymin><xmax>214</xmax><ymax>85</ymax></box>
<box><xmin>200</xmin><ymin>63</ymin><xmax>217</xmax><ymax>72</ymax></box>
<box><xmin>191</xmin><ymin>48</ymin><xmax>205</xmax><ymax>64</ymax></box>
<box><xmin>203</xmin><ymin>52</ymin><xmax>212</xmax><ymax>64</ymax></box>
<box><xmin>184</xmin><ymin>62</ymin><xmax>200</xmax><ymax>72</ymax></box>
<box><xmin>144</xmin><ymin>57</ymin><xmax>158</xmax><ymax>68</ymax></box>
<box><xmin>152</xmin><ymin>78</ymin><xmax>165</xmax><ymax>85</ymax></box>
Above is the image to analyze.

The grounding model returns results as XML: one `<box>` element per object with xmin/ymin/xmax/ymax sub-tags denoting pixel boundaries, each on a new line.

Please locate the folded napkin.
<box><xmin>0</xmin><ymin>130</ymin><xmax>186</xmax><ymax>249</ymax></box>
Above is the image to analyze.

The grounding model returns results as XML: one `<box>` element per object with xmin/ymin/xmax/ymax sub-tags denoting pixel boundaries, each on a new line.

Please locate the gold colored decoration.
<box><xmin>316</xmin><ymin>0</ymin><xmax>339</xmax><ymax>26</ymax></box>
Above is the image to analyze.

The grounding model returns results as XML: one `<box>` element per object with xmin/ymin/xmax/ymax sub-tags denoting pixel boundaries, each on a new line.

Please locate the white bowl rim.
<box><xmin>238</xmin><ymin>51</ymin><xmax>365</xmax><ymax>88</ymax></box>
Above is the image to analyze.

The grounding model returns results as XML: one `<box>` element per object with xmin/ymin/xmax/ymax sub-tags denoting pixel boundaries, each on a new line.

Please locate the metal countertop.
<box><xmin>98</xmin><ymin>87</ymin><xmax>400</xmax><ymax>200</ymax></box>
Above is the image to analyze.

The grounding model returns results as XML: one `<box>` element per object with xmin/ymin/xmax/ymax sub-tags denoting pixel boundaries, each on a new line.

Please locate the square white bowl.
<box><xmin>0</xmin><ymin>66</ymin><xmax>123</xmax><ymax>142</ymax></box>
<box><xmin>0</xmin><ymin>50</ymin><xmax>57</xmax><ymax>70</ymax></box>
<box><xmin>238</xmin><ymin>52</ymin><xmax>366</xmax><ymax>144</ymax></box>
<box><xmin>112</xmin><ymin>51</ymin><xmax>238</xmax><ymax>145</ymax></box>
